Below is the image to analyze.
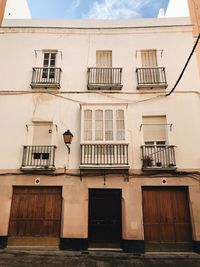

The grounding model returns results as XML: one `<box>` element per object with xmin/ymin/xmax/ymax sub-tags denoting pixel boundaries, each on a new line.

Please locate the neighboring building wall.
<box><xmin>188</xmin><ymin>0</ymin><xmax>200</xmax><ymax>74</ymax></box>
<box><xmin>0</xmin><ymin>0</ymin><xmax>6</xmax><ymax>25</ymax></box>
<box><xmin>4</xmin><ymin>0</ymin><xmax>31</xmax><ymax>19</ymax></box>
<box><xmin>165</xmin><ymin>0</ymin><xmax>189</xmax><ymax>17</ymax></box>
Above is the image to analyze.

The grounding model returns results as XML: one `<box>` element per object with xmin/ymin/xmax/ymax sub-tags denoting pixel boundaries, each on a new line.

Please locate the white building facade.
<box><xmin>4</xmin><ymin>0</ymin><xmax>31</xmax><ymax>19</ymax></box>
<box><xmin>0</xmin><ymin>17</ymin><xmax>200</xmax><ymax>253</ymax></box>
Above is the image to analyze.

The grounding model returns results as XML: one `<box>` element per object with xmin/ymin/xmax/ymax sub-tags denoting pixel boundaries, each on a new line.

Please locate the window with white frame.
<box><xmin>82</xmin><ymin>106</ymin><xmax>126</xmax><ymax>142</ymax></box>
<box><xmin>32</xmin><ymin>122</ymin><xmax>53</xmax><ymax>145</ymax></box>
<box><xmin>141</xmin><ymin>49</ymin><xmax>158</xmax><ymax>67</ymax></box>
<box><xmin>23</xmin><ymin>122</ymin><xmax>56</xmax><ymax>165</ymax></box>
<box><xmin>96</xmin><ymin>50</ymin><xmax>112</xmax><ymax>67</ymax></box>
<box><xmin>42</xmin><ymin>51</ymin><xmax>57</xmax><ymax>79</ymax></box>
<box><xmin>142</xmin><ymin>115</ymin><xmax>167</xmax><ymax>145</ymax></box>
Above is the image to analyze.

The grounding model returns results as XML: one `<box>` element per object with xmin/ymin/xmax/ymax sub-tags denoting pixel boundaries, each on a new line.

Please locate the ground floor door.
<box><xmin>142</xmin><ymin>187</ymin><xmax>193</xmax><ymax>252</ymax></box>
<box><xmin>8</xmin><ymin>186</ymin><xmax>62</xmax><ymax>246</ymax></box>
<box><xmin>88</xmin><ymin>189</ymin><xmax>122</xmax><ymax>248</ymax></box>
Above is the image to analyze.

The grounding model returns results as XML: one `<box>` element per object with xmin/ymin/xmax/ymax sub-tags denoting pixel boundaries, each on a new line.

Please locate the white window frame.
<box><xmin>141</xmin><ymin>115</ymin><xmax>170</xmax><ymax>145</ymax></box>
<box><xmin>42</xmin><ymin>50</ymin><xmax>58</xmax><ymax>80</ymax></box>
<box><xmin>81</xmin><ymin>104</ymin><xmax>127</xmax><ymax>144</ymax></box>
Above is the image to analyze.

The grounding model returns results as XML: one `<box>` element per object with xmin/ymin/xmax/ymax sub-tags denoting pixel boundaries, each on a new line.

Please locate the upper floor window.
<box><xmin>141</xmin><ymin>116</ymin><xmax>176</xmax><ymax>170</ymax></box>
<box><xmin>96</xmin><ymin>50</ymin><xmax>112</xmax><ymax>67</ymax></box>
<box><xmin>136</xmin><ymin>49</ymin><xmax>167</xmax><ymax>89</ymax></box>
<box><xmin>142</xmin><ymin>115</ymin><xmax>167</xmax><ymax>144</ymax></box>
<box><xmin>42</xmin><ymin>52</ymin><xmax>57</xmax><ymax>79</ymax></box>
<box><xmin>82</xmin><ymin>106</ymin><xmax>126</xmax><ymax>142</ymax></box>
<box><xmin>141</xmin><ymin>49</ymin><xmax>157</xmax><ymax>67</ymax></box>
<box><xmin>32</xmin><ymin>122</ymin><xmax>53</xmax><ymax>145</ymax></box>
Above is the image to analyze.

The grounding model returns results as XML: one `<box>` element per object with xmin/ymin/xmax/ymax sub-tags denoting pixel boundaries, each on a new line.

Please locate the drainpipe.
<box><xmin>0</xmin><ymin>0</ymin><xmax>7</xmax><ymax>26</ymax></box>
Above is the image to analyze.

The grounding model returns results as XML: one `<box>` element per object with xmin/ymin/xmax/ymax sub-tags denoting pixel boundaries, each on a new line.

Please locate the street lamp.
<box><xmin>63</xmin><ymin>130</ymin><xmax>73</xmax><ymax>153</ymax></box>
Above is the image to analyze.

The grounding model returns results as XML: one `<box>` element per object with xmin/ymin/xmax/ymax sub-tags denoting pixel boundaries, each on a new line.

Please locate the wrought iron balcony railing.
<box><xmin>21</xmin><ymin>145</ymin><xmax>56</xmax><ymax>170</ymax></box>
<box><xmin>80</xmin><ymin>143</ymin><xmax>129</xmax><ymax>168</ymax></box>
<box><xmin>87</xmin><ymin>67</ymin><xmax>123</xmax><ymax>90</ymax></box>
<box><xmin>31</xmin><ymin>67</ymin><xmax>61</xmax><ymax>88</ymax></box>
<box><xmin>136</xmin><ymin>67</ymin><xmax>167</xmax><ymax>89</ymax></box>
<box><xmin>141</xmin><ymin>145</ymin><xmax>176</xmax><ymax>170</ymax></box>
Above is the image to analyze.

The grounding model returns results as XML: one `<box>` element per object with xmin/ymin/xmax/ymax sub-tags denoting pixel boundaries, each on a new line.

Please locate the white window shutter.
<box><xmin>143</xmin><ymin>116</ymin><xmax>167</xmax><ymax>142</ymax></box>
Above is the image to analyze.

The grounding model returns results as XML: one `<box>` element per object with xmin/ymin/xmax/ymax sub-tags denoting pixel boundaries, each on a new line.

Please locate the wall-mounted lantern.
<box><xmin>63</xmin><ymin>130</ymin><xmax>73</xmax><ymax>153</ymax></box>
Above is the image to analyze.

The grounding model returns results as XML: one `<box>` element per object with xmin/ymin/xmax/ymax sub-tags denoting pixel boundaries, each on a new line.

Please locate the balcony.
<box><xmin>30</xmin><ymin>67</ymin><xmax>61</xmax><ymax>89</ymax></box>
<box><xmin>21</xmin><ymin>145</ymin><xmax>56</xmax><ymax>170</ymax></box>
<box><xmin>136</xmin><ymin>67</ymin><xmax>167</xmax><ymax>90</ymax></box>
<box><xmin>87</xmin><ymin>67</ymin><xmax>123</xmax><ymax>90</ymax></box>
<box><xmin>141</xmin><ymin>145</ymin><xmax>176</xmax><ymax>171</ymax></box>
<box><xmin>80</xmin><ymin>143</ymin><xmax>129</xmax><ymax>169</ymax></box>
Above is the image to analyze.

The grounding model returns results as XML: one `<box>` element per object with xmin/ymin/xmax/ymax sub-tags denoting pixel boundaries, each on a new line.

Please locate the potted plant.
<box><xmin>156</xmin><ymin>162</ymin><xmax>162</xmax><ymax>167</ymax></box>
<box><xmin>142</xmin><ymin>156</ymin><xmax>153</xmax><ymax>167</ymax></box>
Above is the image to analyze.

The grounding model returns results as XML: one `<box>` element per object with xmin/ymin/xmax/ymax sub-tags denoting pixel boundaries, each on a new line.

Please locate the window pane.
<box><xmin>43</xmin><ymin>53</ymin><xmax>49</xmax><ymax>67</ymax></box>
<box><xmin>43</xmin><ymin>61</ymin><xmax>49</xmax><ymax>67</ymax></box>
<box><xmin>105</xmin><ymin>110</ymin><xmax>113</xmax><ymax>140</ymax></box>
<box><xmin>51</xmin><ymin>53</ymin><xmax>56</xmax><ymax>60</ymax></box>
<box><xmin>95</xmin><ymin>110</ymin><xmax>103</xmax><ymax>140</ymax></box>
<box><xmin>116</xmin><ymin>110</ymin><xmax>124</xmax><ymax>119</ymax></box>
<box><xmin>84</xmin><ymin>110</ymin><xmax>92</xmax><ymax>141</ymax></box>
<box><xmin>116</xmin><ymin>110</ymin><xmax>125</xmax><ymax>140</ymax></box>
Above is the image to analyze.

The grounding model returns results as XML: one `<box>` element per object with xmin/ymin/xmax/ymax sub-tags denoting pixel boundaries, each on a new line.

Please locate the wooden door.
<box><xmin>88</xmin><ymin>189</ymin><xmax>122</xmax><ymax>248</ymax></box>
<box><xmin>142</xmin><ymin>187</ymin><xmax>192</xmax><ymax>251</ymax></box>
<box><xmin>8</xmin><ymin>187</ymin><xmax>62</xmax><ymax>237</ymax></box>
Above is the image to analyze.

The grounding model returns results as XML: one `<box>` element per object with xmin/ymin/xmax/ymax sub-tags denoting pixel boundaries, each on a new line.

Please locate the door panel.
<box><xmin>88</xmin><ymin>189</ymin><xmax>122</xmax><ymax>247</ymax></box>
<box><xmin>159</xmin><ymin>190</ymin><xmax>175</xmax><ymax>243</ymax></box>
<box><xmin>8</xmin><ymin>187</ymin><xmax>62</xmax><ymax>237</ymax></box>
<box><xmin>142</xmin><ymin>187</ymin><xmax>192</xmax><ymax>252</ymax></box>
<box><xmin>142</xmin><ymin>189</ymin><xmax>160</xmax><ymax>241</ymax></box>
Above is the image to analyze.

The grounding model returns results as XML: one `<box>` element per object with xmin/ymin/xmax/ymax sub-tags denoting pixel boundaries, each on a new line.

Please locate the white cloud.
<box><xmin>82</xmin><ymin>0</ymin><xmax>153</xmax><ymax>19</ymax></box>
<box><xmin>72</xmin><ymin>0</ymin><xmax>81</xmax><ymax>8</ymax></box>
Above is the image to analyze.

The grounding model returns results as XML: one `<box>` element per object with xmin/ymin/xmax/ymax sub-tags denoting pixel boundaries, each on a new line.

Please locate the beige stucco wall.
<box><xmin>188</xmin><ymin>0</ymin><xmax>200</xmax><ymax>75</ymax></box>
<box><xmin>1</xmin><ymin>175</ymin><xmax>200</xmax><ymax>241</ymax></box>
<box><xmin>0</xmin><ymin>20</ymin><xmax>199</xmax><ymax>92</ymax></box>
<box><xmin>0</xmin><ymin>92</ymin><xmax>199</xmax><ymax>171</ymax></box>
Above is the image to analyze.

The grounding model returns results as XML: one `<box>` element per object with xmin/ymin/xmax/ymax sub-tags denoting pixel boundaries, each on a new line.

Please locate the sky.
<box><xmin>28</xmin><ymin>0</ymin><xmax>170</xmax><ymax>19</ymax></box>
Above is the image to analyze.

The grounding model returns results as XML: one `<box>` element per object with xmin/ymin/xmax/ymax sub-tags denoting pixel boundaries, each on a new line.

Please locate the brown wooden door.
<box><xmin>142</xmin><ymin>187</ymin><xmax>192</xmax><ymax>252</ymax></box>
<box><xmin>88</xmin><ymin>189</ymin><xmax>122</xmax><ymax>248</ymax></box>
<box><xmin>8</xmin><ymin>187</ymin><xmax>62</xmax><ymax>237</ymax></box>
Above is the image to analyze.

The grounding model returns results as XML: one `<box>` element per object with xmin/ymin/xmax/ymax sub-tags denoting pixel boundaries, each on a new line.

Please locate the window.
<box><xmin>141</xmin><ymin>49</ymin><xmax>157</xmax><ymax>67</ymax></box>
<box><xmin>82</xmin><ymin>106</ymin><xmax>126</xmax><ymax>142</ymax></box>
<box><xmin>42</xmin><ymin>52</ymin><xmax>57</xmax><ymax>79</ymax></box>
<box><xmin>105</xmin><ymin>110</ymin><xmax>113</xmax><ymax>141</ymax></box>
<box><xmin>96</xmin><ymin>51</ymin><xmax>112</xmax><ymax>84</ymax></box>
<box><xmin>140</xmin><ymin>49</ymin><xmax>160</xmax><ymax>84</ymax></box>
<box><xmin>84</xmin><ymin>110</ymin><xmax>92</xmax><ymax>141</ymax></box>
<box><xmin>96</xmin><ymin>50</ymin><xmax>112</xmax><ymax>67</ymax></box>
<box><xmin>33</xmin><ymin>122</ymin><xmax>53</xmax><ymax>145</ymax></box>
<box><xmin>141</xmin><ymin>116</ymin><xmax>175</xmax><ymax>169</ymax></box>
<box><xmin>142</xmin><ymin>116</ymin><xmax>167</xmax><ymax>143</ymax></box>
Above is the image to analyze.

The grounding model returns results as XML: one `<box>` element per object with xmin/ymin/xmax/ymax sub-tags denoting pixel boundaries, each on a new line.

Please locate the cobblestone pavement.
<box><xmin>0</xmin><ymin>249</ymin><xmax>200</xmax><ymax>267</ymax></box>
